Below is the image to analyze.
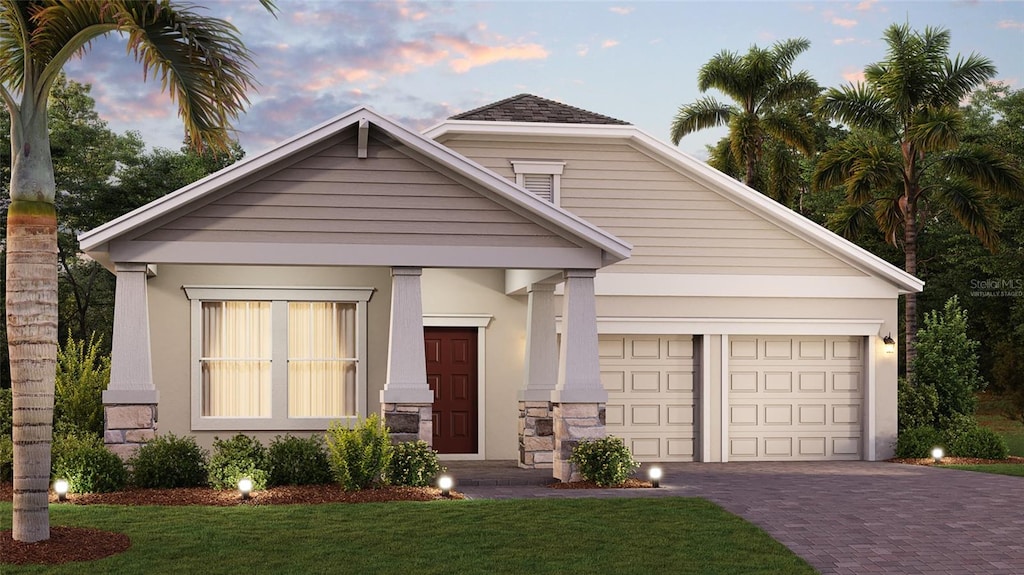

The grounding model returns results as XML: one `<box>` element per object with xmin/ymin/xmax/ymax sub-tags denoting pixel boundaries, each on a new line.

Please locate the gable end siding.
<box><xmin>440</xmin><ymin>135</ymin><xmax>867</xmax><ymax>277</ymax></box>
<box><xmin>131</xmin><ymin>133</ymin><xmax>580</xmax><ymax>250</ymax></box>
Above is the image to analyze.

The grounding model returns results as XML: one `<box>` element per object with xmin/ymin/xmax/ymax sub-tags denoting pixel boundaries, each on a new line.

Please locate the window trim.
<box><xmin>183</xmin><ymin>286</ymin><xmax>373</xmax><ymax>431</ymax></box>
<box><xmin>511</xmin><ymin>160</ymin><xmax>565</xmax><ymax>204</ymax></box>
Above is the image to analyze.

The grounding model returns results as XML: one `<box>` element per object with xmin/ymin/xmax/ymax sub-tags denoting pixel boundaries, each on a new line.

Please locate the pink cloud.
<box><xmin>842</xmin><ymin>69</ymin><xmax>866</xmax><ymax>83</ymax></box>
<box><xmin>997</xmin><ymin>20</ymin><xmax>1024</xmax><ymax>30</ymax></box>
<box><xmin>832</xmin><ymin>17</ymin><xmax>857</xmax><ymax>28</ymax></box>
<box><xmin>854</xmin><ymin>0</ymin><xmax>877</xmax><ymax>11</ymax></box>
<box><xmin>833</xmin><ymin>37</ymin><xmax>856</xmax><ymax>45</ymax></box>
<box><xmin>602</xmin><ymin>39</ymin><xmax>620</xmax><ymax>49</ymax></box>
<box><xmin>609</xmin><ymin>7</ymin><xmax>634</xmax><ymax>15</ymax></box>
<box><xmin>436</xmin><ymin>35</ymin><xmax>548</xmax><ymax>73</ymax></box>
<box><xmin>577</xmin><ymin>44</ymin><xmax>590</xmax><ymax>57</ymax></box>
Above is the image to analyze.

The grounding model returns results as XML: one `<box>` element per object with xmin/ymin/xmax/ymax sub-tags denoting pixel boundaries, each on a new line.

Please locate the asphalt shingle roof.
<box><xmin>450</xmin><ymin>94</ymin><xmax>631</xmax><ymax>125</ymax></box>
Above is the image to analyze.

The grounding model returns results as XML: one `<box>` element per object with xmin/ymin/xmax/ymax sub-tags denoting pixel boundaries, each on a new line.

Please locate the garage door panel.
<box><xmin>730</xmin><ymin>336</ymin><xmax>864</xmax><ymax>461</ymax></box>
<box><xmin>602</xmin><ymin>335</ymin><xmax>696</xmax><ymax>462</ymax></box>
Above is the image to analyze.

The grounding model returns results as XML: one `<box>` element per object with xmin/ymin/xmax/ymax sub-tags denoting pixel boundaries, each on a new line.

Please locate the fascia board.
<box><xmin>428</xmin><ymin>119</ymin><xmax>923</xmax><ymax>294</ymax></box>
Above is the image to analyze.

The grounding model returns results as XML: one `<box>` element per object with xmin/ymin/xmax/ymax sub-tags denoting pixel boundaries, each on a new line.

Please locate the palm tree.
<box><xmin>1</xmin><ymin>0</ymin><xmax>275</xmax><ymax>543</ymax></box>
<box><xmin>814</xmin><ymin>24</ymin><xmax>1024</xmax><ymax>372</ymax></box>
<box><xmin>670</xmin><ymin>38</ymin><xmax>820</xmax><ymax>199</ymax></box>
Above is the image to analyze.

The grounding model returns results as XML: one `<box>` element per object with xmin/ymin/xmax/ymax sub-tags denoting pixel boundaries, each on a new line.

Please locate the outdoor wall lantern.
<box><xmin>238</xmin><ymin>478</ymin><xmax>253</xmax><ymax>501</ymax></box>
<box><xmin>882</xmin><ymin>333</ymin><xmax>896</xmax><ymax>354</ymax></box>
<box><xmin>438</xmin><ymin>475</ymin><xmax>453</xmax><ymax>498</ymax></box>
<box><xmin>54</xmin><ymin>479</ymin><xmax>69</xmax><ymax>502</ymax></box>
<box><xmin>931</xmin><ymin>447</ymin><xmax>944</xmax><ymax>464</ymax></box>
<box><xmin>648</xmin><ymin>466</ymin><xmax>662</xmax><ymax>489</ymax></box>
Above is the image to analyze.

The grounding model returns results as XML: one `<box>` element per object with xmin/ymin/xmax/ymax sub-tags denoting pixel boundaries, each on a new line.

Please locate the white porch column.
<box><xmin>518</xmin><ymin>282</ymin><xmax>557</xmax><ymax>468</ymax></box>
<box><xmin>103</xmin><ymin>263</ymin><xmax>158</xmax><ymax>459</ymax></box>
<box><xmin>551</xmin><ymin>269</ymin><xmax>606</xmax><ymax>481</ymax></box>
<box><xmin>381</xmin><ymin>267</ymin><xmax>433</xmax><ymax>443</ymax></box>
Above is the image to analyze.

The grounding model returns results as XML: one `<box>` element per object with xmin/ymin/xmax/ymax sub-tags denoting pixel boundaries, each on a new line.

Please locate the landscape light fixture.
<box><xmin>54</xmin><ymin>479</ymin><xmax>69</xmax><ymax>502</ymax></box>
<box><xmin>648</xmin><ymin>466</ymin><xmax>663</xmax><ymax>489</ymax></box>
<box><xmin>882</xmin><ymin>333</ymin><xmax>896</xmax><ymax>354</ymax></box>
<box><xmin>931</xmin><ymin>447</ymin><xmax>944</xmax><ymax>464</ymax></box>
<box><xmin>238</xmin><ymin>478</ymin><xmax>253</xmax><ymax>501</ymax></box>
<box><xmin>438</xmin><ymin>475</ymin><xmax>453</xmax><ymax>498</ymax></box>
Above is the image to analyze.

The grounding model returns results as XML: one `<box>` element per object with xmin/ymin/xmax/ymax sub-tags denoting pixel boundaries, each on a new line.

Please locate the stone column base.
<box><xmin>518</xmin><ymin>400</ymin><xmax>554</xmax><ymax>469</ymax></box>
<box><xmin>552</xmin><ymin>402</ymin><xmax>606</xmax><ymax>482</ymax></box>
<box><xmin>104</xmin><ymin>404</ymin><xmax>157</xmax><ymax>460</ymax></box>
<box><xmin>382</xmin><ymin>403</ymin><xmax>433</xmax><ymax>445</ymax></box>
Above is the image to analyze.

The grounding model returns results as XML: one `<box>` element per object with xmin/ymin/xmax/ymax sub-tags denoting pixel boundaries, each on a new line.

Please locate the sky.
<box><xmin>62</xmin><ymin>0</ymin><xmax>1024</xmax><ymax>159</ymax></box>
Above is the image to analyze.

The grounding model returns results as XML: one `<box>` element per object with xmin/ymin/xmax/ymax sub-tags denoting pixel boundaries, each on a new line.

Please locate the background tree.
<box><xmin>813</xmin><ymin>24</ymin><xmax>1024</xmax><ymax>372</ymax></box>
<box><xmin>1</xmin><ymin>0</ymin><xmax>274</xmax><ymax>543</ymax></box>
<box><xmin>670</xmin><ymin>38</ymin><xmax>820</xmax><ymax>201</ymax></box>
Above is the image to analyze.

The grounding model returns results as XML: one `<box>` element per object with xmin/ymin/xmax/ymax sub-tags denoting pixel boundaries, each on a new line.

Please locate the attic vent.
<box><xmin>522</xmin><ymin>173</ymin><xmax>555</xmax><ymax>201</ymax></box>
<box><xmin>510</xmin><ymin>160</ymin><xmax>566</xmax><ymax>205</ymax></box>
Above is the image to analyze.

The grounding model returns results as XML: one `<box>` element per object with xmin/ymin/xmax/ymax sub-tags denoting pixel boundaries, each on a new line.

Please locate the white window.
<box><xmin>184</xmin><ymin>286</ymin><xmax>373</xmax><ymax>431</ymax></box>
<box><xmin>511</xmin><ymin>160</ymin><xmax>565</xmax><ymax>204</ymax></box>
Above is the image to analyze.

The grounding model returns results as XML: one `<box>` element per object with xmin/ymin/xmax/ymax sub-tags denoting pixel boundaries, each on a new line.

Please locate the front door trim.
<box><xmin>424</xmin><ymin>314</ymin><xmax>491</xmax><ymax>460</ymax></box>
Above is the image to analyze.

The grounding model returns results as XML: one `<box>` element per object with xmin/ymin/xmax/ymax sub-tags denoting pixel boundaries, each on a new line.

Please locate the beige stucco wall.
<box><xmin>421</xmin><ymin>268</ymin><xmax>527</xmax><ymax>460</ymax></box>
<box><xmin>146</xmin><ymin>264</ymin><xmax>393</xmax><ymax>450</ymax></box>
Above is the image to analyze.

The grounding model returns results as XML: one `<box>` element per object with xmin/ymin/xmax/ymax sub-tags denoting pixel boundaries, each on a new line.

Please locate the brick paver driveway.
<box><xmin>456</xmin><ymin>461</ymin><xmax>1024</xmax><ymax>575</ymax></box>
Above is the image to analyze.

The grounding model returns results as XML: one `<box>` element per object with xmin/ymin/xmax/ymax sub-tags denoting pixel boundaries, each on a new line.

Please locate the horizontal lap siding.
<box><xmin>134</xmin><ymin>134</ymin><xmax>577</xmax><ymax>249</ymax></box>
<box><xmin>443</xmin><ymin>136</ymin><xmax>865</xmax><ymax>277</ymax></box>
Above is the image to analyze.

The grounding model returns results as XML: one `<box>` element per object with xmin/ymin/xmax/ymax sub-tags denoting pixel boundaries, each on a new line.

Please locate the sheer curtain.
<box><xmin>201</xmin><ymin>301</ymin><xmax>271</xmax><ymax>417</ymax></box>
<box><xmin>288</xmin><ymin>302</ymin><xmax>357</xmax><ymax>417</ymax></box>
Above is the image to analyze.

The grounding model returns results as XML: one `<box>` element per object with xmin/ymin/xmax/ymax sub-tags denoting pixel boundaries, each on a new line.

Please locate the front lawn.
<box><xmin>0</xmin><ymin>498</ymin><xmax>816</xmax><ymax>575</ymax></box>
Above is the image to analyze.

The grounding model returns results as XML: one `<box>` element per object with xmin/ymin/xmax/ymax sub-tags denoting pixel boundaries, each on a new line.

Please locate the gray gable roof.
<box><xmin>450</xmin><ymin>94</ymin><xmax>631</xmax><ymax>125</ymax></box>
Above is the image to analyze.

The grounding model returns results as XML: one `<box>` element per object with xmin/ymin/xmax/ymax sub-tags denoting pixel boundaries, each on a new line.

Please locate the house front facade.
<box><xmin>80</xmin><ymin>95</ymin><xmax>921</xmax><ymax>479</ymax></box>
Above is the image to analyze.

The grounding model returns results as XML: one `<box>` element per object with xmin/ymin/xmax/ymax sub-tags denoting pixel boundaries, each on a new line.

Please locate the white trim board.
<box><xmin>557</xmin><ymin>317</ymin><xmax>885</xmax><ymax>336</ymax></box>
<box><xmin>587</xmin><ymin>273</ymin><xmax>901</xmax><ymax>299</ymax></box>
<box><xmin>425</xmin><ymin>314</ymin><xmax>493</xmax><ymax>461</ymax></box>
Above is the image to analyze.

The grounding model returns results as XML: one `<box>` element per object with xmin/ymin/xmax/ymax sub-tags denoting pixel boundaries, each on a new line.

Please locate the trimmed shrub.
<box><xmin>386</xmin><ymin>440</ymin><xmax>443</xmax><ymax>487</ymax></box>
<box><xmin>942</xmin><ymin>420</ymin><xmax>1010</xmax><ymax>459</ymax></box>
<box><xmin>208</xmin><ymin>434</ymin><xmax>269</xmax><ymax>491</ymax></box>
<box><xmin>911</xmin><ymin>297</ymin><xmax>986</xmax><ymax>421</ymax></box>
<box><xmin>54</xmin><ymin>334</ymin><xmax>110</xmax><ymax>438</ymax></box>
<box><xmin>0</xmin><ymin>435</ymin><xmax>12</xmax><ymax>483</ymax></box>
<box><xmin>0</xmin><ymin>388</ymin><xmax>11</xmax><ymax>438</ymax></box>
<box><xmin>325</xmin><ymin>414</ymin><xmax>392</xmax><ymax>491</ymax></box>
<box><xmin>267</xmin><ymin>434</ymin><xmax>332</xmax><ymax>487</ymax></box>
<box><xmin>897</xmin><ymin>378</ymin><xmax>938</xmax><ymax>432</ymax></box>
<box><xmin>570</xmin><ymin>436</ymin><xmax>639</xmax><ymax>487</ymax></box>
<box><xmin>130</xmin><ymin>433</ymin><xmax>209</xmax><ymax>488</ymax></box>
<box><xmin>51</xmin><ymin>433</ymin><xmax>127</xmax><ymax>494</ymax></box>
<box><xmin>894</xmin><ymin>426</ymin><xmax>943</xmax><ymax>459</ymax></box>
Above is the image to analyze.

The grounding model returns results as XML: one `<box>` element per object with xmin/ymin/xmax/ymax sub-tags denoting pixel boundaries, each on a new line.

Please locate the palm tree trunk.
<box><xmin>7</xmin><ymin>97</ymin><xmax>58</xmax><ymax>543</ymax></box>
<box><xmin>903</xmin><ymin>195</ymin><xmax>918</xmax><ymax>380</ymax></box>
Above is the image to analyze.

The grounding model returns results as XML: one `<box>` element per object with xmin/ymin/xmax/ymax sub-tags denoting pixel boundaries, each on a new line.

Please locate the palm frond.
<box><xmin>818</xmin><ymin>84</ymin><xmax>896</xmax><ymax>133</ymax></box>
<box><xmin>669</xmin><ymin>96</ymin><xmax>736</xmax><ymax>144</ymax></box>
<box><xmin>697</xmin><ymin>49</ymin><xmax>745</xmax><ymax>99</ymax></box>
<box><xmin>761</xmin><ymin>113</ymin><xmax>815</xmax><ymax>156</ymax></box>
<box><xmin>0</xmin><ymin>0</ymin><xmax>37</xmax><ymax>92</ymax></box>
<box><xmin>930</xmin><ymin>179</ymin><xmax>1000</xmax><ymax>250</ymax></box>
<box><xmin>769</xmin><ymin>37</ymin><xmax>811</xmax><ymax>73</ymax></box>
<box><xmin>111</xmin><ymin>1</ymin><xmax>262</xmax><ymax>151</ymax></box>
<box><xmin>935</xmin><ymin>53</ymin><xmax>997</xmax><ymax>107</ymax></box>
<box><xmin>872</xmin><ymin>192</ymin><xmax>905</xmax><ymax>246</ymax></box>
<box><xmin>827</xmin><ymin>201</ymin><xmax>877</xmax><ymax>241</ymax></box>
<box><xmin>763</xmin><ymin>142</ymin><xmax>802</xmax><ymax>206</ymax></box>
<box><xmin>761</xmin><ymin>71</ymin><xmax>820</xmax><ymax>111</ymax></box>
<box><xmin>936</xmin><ymin>143</ymin><xmax>1024</xmax><ymax>199</ymax></box>
<box><xmin>908</xmin><ymin>106</ymin><xmax>962</xmax><ymax>153</ymax></box>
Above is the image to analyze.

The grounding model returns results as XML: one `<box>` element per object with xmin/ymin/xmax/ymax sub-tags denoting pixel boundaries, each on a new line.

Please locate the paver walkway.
<box><xmin>446</xmin><ymin>460</ymin><xmax>1024</xmax><ymax>575</ymax></box>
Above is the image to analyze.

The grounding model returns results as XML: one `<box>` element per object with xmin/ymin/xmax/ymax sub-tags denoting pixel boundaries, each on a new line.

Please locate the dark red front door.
<box><xmin>425</xmin><ymin>327</ymin><xmax>478</xmax><ymax>454</ymax></box>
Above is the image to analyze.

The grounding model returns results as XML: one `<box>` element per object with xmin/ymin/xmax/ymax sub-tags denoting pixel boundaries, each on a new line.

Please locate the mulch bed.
<box><xmin>0</xmin><ymin>483</ymin><xmax>462</xmax><ymax>566</ymax></box>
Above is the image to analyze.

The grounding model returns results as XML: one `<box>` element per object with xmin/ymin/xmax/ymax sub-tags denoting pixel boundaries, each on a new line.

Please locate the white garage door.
<box><xmin>599</xmin><ymin>335</ymin><xmax>696</xmax><ymax>462</ymax></box>
<box><xmin>728</xmin><ymin>335</ymin><xmax>864</xmax><ymax>461</ymax></box>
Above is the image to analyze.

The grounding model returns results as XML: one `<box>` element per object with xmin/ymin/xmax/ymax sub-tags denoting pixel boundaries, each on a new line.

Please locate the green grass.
<box><xmin>0</xmin><ymin>498</ymin><xmax>816</xmax><ymax>575</ymax></box>
<box><xmin>975</xmin><ymin>393</ymin><xmax>1024</xmax><ymax>457</ymax></box>
<box><xmin>940</xmin><ymin>464</ymin><xmax>1024</xmax><ymax>477</ymax></box>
